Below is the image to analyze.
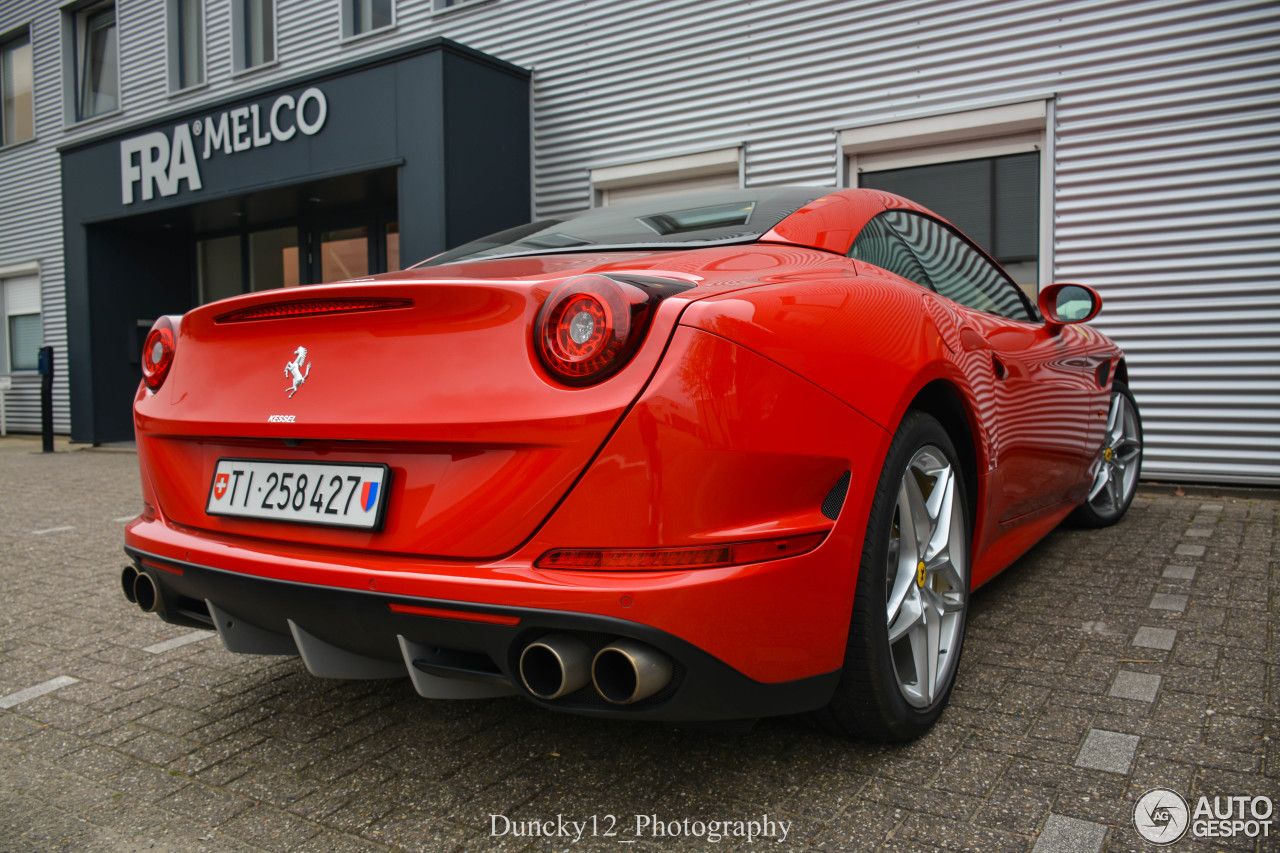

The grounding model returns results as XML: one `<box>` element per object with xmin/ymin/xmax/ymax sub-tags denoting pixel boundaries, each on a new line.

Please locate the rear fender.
<box><xmin>679</xmin><ymin>276</ymin><xmax>992</xmax><ymax>459</ymax></box>
<box><xmin>530</xmin><ymin>326</ymin><xmax>890</xmax><ymax>681</ymax></box>
<box><xmin>680</xmin><ymin>278</ymin><xmax>1001</xmax><ymax>591</ymax></box>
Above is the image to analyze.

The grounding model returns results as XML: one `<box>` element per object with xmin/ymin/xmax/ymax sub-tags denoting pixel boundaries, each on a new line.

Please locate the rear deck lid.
<box><xmin>136</xmin><ymin>277</ymin><xmax>677</xmax><ymax>559</ymax></box>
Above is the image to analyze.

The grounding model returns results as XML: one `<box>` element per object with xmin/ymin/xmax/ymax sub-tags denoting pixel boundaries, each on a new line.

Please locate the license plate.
<box><xmin>206</xmin><ymin>458</ymin><xmax>390</xmax><ymax>530</ymax></box>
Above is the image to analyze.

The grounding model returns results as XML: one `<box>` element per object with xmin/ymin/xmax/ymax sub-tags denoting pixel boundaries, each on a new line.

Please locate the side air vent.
<box><xmin>215</xmin><ymin>297</ymin><xmax>413</xmax><ymax>323</ymax></box>
<box><xmin>1097</xmin><ymin>359</ymin><xmax>1112</xmax><ymax>388</ymax></box>
<box><xmin>821</xmin><ymin>471</ymin><xmax>851</xmax><ymax>521</ymax></box>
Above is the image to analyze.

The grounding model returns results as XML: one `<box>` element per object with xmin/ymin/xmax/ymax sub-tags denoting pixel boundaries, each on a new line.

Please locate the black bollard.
<box><xmin>37</xmin><ymin>345</ymin><xmax>53</xmax><ymax>453</ymax></box>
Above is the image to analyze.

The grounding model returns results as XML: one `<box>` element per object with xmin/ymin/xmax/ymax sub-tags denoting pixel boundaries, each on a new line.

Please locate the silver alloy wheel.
<box><xmin>884</xmin><ymin>446</ymin><xmax>967</xmax><ymax>709</ymax></box>
<box><xmin>1087</xmin><ymin>390</ymin><xmax>1141</xmax><ymax>518</ymax></box>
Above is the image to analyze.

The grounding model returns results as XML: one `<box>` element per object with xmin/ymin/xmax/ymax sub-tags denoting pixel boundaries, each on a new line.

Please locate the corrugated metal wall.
<box><xmin>0</xmin><ymin>0</ymin><xmax>1275</xmax><ymax>482</ymax></box>
<box><xmin>1051</xmin><ymin>4</ymin><xmax>1280</xmax><ymax>484</ymax></box>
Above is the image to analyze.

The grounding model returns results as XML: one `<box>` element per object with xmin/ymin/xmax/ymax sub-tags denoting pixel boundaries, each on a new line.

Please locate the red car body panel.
<box><xmin>125</xmin><ymin>187</ymin><xmax>1127</xmax><ymax>720</ymax></box>
<box><xmin>678</xmin><ymin>264</ymin><xmax>1119</xmax><ymax>588</ymax></box>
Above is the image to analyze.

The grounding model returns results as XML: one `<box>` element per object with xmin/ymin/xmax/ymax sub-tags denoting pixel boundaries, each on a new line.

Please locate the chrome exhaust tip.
<box><xmin>592</xmin><ymin>639</ymin><xmax>673</xmax><ymax>705</ymax></box>
<box><xmin>133</xmin><ymin>571</ymin><xmax>160</xmax><ymax>613</ymax></box>
<box><xmin>519</xmin><ymin>633</ymin><xmax>592</xmax><ymax>700</ymax></box>
<box><xmin>121</xmin><ymin>565</ymin><xmax>138</xmax><ymax>604</ymax></box>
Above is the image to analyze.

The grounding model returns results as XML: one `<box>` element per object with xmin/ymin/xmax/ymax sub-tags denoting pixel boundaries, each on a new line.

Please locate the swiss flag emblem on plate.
<box><xmin>213</xmin><ymin>473</ymin><xmax>229</xmax><ymax>500</ymax></box>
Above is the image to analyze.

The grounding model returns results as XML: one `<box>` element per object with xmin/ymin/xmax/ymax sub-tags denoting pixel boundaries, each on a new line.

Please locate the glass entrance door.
<box><xmin>319</xmin><ymin>226</ymin><xmax>369</xmax><ymax>283</ymax></box>
<box><xmin>250</xmin><ymin>227</ymin><xmax>300</xmax><ymax>291</ymax></box>
<box><xmin>310</xmin><ymin>219</ymin><xmax>400</xmax><ymax>284</ymax></box>
<box><xmin>194</xmin><ymin>217</ymin><xmax>400</xmax><ymax>305</ymax></box>
<box><xmin>197</xmin><ymin>227</ymin><xmax>301</xmax><ymax>305</ymax></box>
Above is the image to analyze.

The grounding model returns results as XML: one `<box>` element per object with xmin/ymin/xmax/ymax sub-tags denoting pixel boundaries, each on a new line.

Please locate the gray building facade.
<box><xmin>0</xmin><ymin>0</ymin><xmax>1276</xmax><ymax>482</ymax></box>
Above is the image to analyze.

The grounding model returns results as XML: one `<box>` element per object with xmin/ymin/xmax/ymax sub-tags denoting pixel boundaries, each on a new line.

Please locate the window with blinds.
<box><xmin>3</xmin><ymin>275</ymin><xmax>41</xmax><ymax>372</ymax></box>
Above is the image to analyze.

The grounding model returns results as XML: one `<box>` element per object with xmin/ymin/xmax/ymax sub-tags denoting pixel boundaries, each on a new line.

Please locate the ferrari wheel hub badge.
<box><xmin>285</xmin><ymin>346</ymin><xmax>311</xmax><ymax>398</ymax></box>
<box><xmin>917</xmin><ymin>561</ymin><xmax>926</xmax><ymax>587</ymax></box>
<box><xmin>1104</xmin><ymin>447</ymin><xmax>1113</xmax><ymax>461</ymax></box>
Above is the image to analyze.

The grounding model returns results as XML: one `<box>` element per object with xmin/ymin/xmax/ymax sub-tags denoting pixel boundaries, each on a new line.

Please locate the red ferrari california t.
<box><xmin>123</xmin><ymin>187</ymin><xmax>1142</xmax><ymax>740</ymax></box>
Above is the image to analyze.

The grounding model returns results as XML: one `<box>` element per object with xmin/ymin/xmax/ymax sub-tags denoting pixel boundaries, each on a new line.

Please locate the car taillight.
<box><xmin>535</xmin><ymin>274</ymin><xmax>693</xmax><ymax>386</ymax></box>
<box><xmin>141</xmin><ymin>316</ymin><xmax>177</xmax><ymax>391</ymax></box>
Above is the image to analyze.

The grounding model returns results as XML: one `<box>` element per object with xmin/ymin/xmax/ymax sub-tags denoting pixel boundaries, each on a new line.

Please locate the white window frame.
<box><xmin>589</xmin><ymin>146</ymin><xmax>743</xmax><ymax>207</ymax></box>
<box><xmin>342</xmin><ymin>0</ymin><xmax>396</xmax><ymax>41</ymax></box>
<box><xmin>839</xmin><ymin>99</ymin><xmax>1056</xmax><ymax>291</ymax></box>
<box><xmin>166</xmin><ymin>0</ymin><xmax>206</xmax><ymax>93</ymax></box>
<box><xmin>1</xmin><ymin>264</ymin><xmax>42</xmax><ymax>375</ymax></box>
<box><xmin>231</xmin><ymin>0</ymin><xmax>277</xmax><ymax>74</ymax></box>
<box><xmin>0</xmin><ymin>25</ymin><xmax>36</xmax><ymax>145</ymax></box>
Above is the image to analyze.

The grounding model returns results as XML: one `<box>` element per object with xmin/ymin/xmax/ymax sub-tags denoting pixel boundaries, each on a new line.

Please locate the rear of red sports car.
<box><xmin>123</xmin><ymin>186</ymin><xmax>1137</xmax><ymax>737</ymax></box>
<box><xmin>124</xmin><ymin>188</ymin><xmax>892</xmax><ymax>722</ymax></box>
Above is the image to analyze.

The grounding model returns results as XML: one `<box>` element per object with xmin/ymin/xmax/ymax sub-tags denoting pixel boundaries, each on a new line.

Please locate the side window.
<box><xmin>2</xmin><ymin>29</ymin><xmax>35</xmax><ymax>143</ymax></box>
<box><xmin>344</xmin><ymin>0</ymin><xmax>395</xmax><ymax>38</ymax></box>
<box><xmin>233</xmin><ymin>0</ymin><xmax>276</xmax><ymax>71</ymax></box>
<box><xmin>884</xmin><ymin>210</ymin><xmax>1032</xmax><ymax>321</ymax></box>
<box><xmin>74</xmin><ymin>2</ymin><xmax>119</xmax><ymax>120</ymax></box>
<box><xmin>848</xmin><ymin>214</ymin><xmax>932</xmax><ymax>287</ymax></box>
<box><xmin>3</xmin><ymin>275</ymin><xmax>42</xmax><ymax>371</ymax></box>
<box><xmin>168</xmin><ymin>0</ymin><xmax>205</xmax><ymax>92</ymax></box>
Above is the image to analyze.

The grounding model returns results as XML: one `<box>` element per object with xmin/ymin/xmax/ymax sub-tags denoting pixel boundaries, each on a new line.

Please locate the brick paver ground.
<box><xmin>0</xmin><ymin>435</ymin><xmax>1276</xmax><ymax>851</ymax></box>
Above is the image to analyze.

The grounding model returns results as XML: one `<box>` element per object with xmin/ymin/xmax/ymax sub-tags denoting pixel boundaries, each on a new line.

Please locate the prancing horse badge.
<box><xmin>285</xmin><ymin>346</ymin><xmax>310</xmax><ymax>398</ymax></box>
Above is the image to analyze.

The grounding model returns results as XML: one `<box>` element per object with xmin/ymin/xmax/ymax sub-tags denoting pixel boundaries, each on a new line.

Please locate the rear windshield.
<box><xmin>422</xmin><ymin>187</ymin><xmax>827</xmax><ymax>266</ymax></box>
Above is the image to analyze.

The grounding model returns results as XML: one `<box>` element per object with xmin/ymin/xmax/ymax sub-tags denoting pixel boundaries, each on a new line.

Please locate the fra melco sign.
<box><xmin>119</xmin><ymin>87</ymin><xmax>328</xmax><ymax>205</ymax></box>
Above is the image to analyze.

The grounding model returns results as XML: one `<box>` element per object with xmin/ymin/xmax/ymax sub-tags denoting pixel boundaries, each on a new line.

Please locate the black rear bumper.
<box><xmin>125</xmin><ymin>547</ymin><xmax>840</xmax><ymax>723</ymax></box>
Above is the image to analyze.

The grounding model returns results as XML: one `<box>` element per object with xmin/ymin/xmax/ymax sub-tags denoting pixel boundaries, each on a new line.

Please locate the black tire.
<box><xmin>809</xmin><ymin>411</ymin><xmax>970</xmax><ymax>741</ymax></box>
<box><xmin>1068</xmin><ymin>382</ymin><xmax>1143</xmax><ymax>529</ymax></box>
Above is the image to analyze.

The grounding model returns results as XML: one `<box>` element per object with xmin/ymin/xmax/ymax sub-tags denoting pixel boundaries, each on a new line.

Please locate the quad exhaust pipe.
<box><xmin>121</xmin><ymin>565</ymin><xmax>138</xmax><ymax>604</ymax></box>
<box><xmin>519</xmin><ymin>633</ymin><xmax>592</xmax><ymax>700</ymax></box>
<box><xmin>120</xmin><ymin>565</ymin><xmax>161</xmax><ymax>613</ymax></box>
<box><xmin>122</xmin><ymin>562</ymin><xmax>676</xmax><ymax>704</ymax></box>
<box><xmin>519</xmin><ymin>634</ymin><xmax>674</xmax><ymax>705</ymax></box>
<box><xmin>592</xmin><ymin>639</ymin><xmax>673</xmax><ymax>705</ymax></box>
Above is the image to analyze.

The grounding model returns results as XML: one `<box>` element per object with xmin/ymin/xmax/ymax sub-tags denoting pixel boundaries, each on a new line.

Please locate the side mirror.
<box><xmin>1039</xmin><ymin>283</ymin><xmax>1102</xmax><ymax>327</ymax></box>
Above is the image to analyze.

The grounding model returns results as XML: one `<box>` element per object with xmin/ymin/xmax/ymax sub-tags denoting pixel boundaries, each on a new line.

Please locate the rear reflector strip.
<box><xmin>541</xmin><ymin>546</ymin><xmax>730</xmax><ymax>570</ymax></box>
<box><xmin>388</xmin><ymin>602</ymin><xmax>521</xmax><ymax>626</ymax></box>
<box><xmin>215</xmin><ymin>297</ymin><xmax>413</xmax><ymax>323</ymax></box>
<box><xmin>139</xmin><ymin>558</ymin><xmax>183</xmax><ymax>576</ymax></box>
<box><xmin>536</xmin><ymin>532</ymin><xmax>827</xmax><ymax>571</ymax></box>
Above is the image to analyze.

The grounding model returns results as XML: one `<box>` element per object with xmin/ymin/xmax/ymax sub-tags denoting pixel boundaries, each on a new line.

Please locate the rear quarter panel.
<box><xmin>678</xmin><ymin>271</ymin><xmax>1033</xmax><ymax>587</ymax></box>
<box><xmin>678</xmin><ymin>271</ymin><xmax>991</xmax><ymax>451</ymax></box>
